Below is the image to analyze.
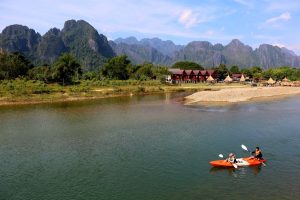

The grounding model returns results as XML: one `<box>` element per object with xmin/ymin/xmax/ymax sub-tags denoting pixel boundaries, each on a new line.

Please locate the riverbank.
<box><xmin>185</xmin><ymin>86</ymin><xmax>300</xmax><ymax>105</ymax></box>
<box><xmin>0</xmin><ymin>79</ymin><xmax>248</xmax><ymax>106</ymax></box>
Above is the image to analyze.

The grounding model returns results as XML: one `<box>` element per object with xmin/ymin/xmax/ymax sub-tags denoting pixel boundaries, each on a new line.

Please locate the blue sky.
<box><xmin>1</xmin><ymin>0</ymin><xmax>300</xmax><ymax>54</ymax></box>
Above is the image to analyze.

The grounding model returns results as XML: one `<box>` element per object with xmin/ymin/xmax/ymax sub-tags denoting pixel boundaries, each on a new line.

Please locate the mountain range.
<box><xmin>1</xmin><ymin>19</ymin><xmax>300</xmax><ymax>71</ymax></box>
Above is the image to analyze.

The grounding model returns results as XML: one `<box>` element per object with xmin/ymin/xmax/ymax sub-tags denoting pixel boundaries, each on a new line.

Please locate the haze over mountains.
<box><xmin>1</xmin><ymin>19</ymin><xmax>299</xmax><ymax>71</ymax></box>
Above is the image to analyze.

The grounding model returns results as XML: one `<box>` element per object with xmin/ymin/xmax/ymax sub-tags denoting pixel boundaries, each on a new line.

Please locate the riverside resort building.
<box><xmin>168</xmin><ymin>69</ymin><xmax>219</xmax><ymax>83</ymax></box>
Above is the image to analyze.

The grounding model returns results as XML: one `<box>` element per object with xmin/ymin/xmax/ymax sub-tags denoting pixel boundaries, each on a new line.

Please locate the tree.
<box><xmin>240</xmin><ymin>68</ymin><xmax>251</xmax><ymax>77</ymax></box>
<box><xmin>52</xmin><ymin>53</ymin><xmax>81</xmax><ymax>85</ymax></box>
<box><xmin>215</xmin><ymin>64</ymin><xmax>229</xmax><ymax>80</ymax></box>
<box><xmin>28</xmin><ymin>65</ymin><xmax>52</xmax><ymax>82</ymax></box>
<box><xmin>250</xmin><ymin>66</ymin><xmax>262</xmax><ymax>74</ymax></box>
<box><xmin>229</xmin><ymin>65</ymin><xmax>240</xmax><ymax>74</ymax></box>
<box><xmin>0</xmin><ymin>51</ymin><xmax>32</xmax><ymax>80</ymax></box>
<box><xmin>290</xmin><ymin>68</ymin><xmax>300</xmax><ymax>81</ymax></box>
<box><xmin>134</xmin><ymin>63</ymin><xmax>154</xmax><ymax>80</ymax></box>
<box><xmin>172</xmin><ymin>61</ymin><xmax>203</xmax><ymax>70</ymax></box>
<box><xmin>82</xmin><ymin>71</ymin><xmax>100</xmax><ymax>80</ymax></box>
<box><xmin>101</xmin><ymin>55</ymin><xmax>131</xmax><ymax>80</ymax></box>
<box><xmin>262</xmin><ymin>69</ymin><xmax>273</xmax><ymax>79</ymax></box>
<box><xmin>248</xmin><ymin>66</ymin><xmax>263</xmax><ymax>80</ymax></box>
<box><xmin>152</xmin><ymin>65</ymin><xmax>170</xmax><ymax>77</ymax></box>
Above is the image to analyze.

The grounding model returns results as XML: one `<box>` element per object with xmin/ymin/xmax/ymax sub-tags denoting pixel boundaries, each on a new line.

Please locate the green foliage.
<box><xmin>240</xmin><ymin>68</ymin><xmax>251</xmax><ymax>77</ymax></box>
<box><xmin>249</xmin><ymin>66</ymin><xmax>263</xmax><ymax>74</ymax></box>
<box><xmin>152</xmin><ymin>65</ymin><xmax>170</xmax><ymax>83</ymax></box>
<box><xmin>28</xmin><ymin>66</ymin><xmax>52</xmax><ymax>82</ymax></box>
<box><xmin>101</xmin><ymin>55</ymin><xmax>131</xmax><ymax>80</ymax></box>
<box><xmin>82</xmin><ymin>71</ymin><xmax>101</xmax><ymax>80</ymax></box>
<box><xmin>172</xmin><ymin>61</ymin><xmax>203</xmax><ymax>70</ymax></box>
<box><xmin>52</xmin><ymin>53</ymin><xmax>82</xmax><ymax>85</ymax></box>
<box><xmin>262</xmin><ymin>67</ymin><xmax>297</xmax><ymax>80</ymax></box>
<box><xmin>246</xmin><ymin>66</ymin><xmax>263</xmax><ymax>79</ymax></box>
<box><xmin>0</xmin><ymin>79</ymin><xmax>51</xmax><ymax>96</ymax></box>
<box><xmin>289</xmin><ymin>69</ymin><xmax>300</xmax><ymax>81</ymax></box>
<box><xmin>214</xmin><ymin>64</ymin><xmax>229</xmax><ymax>80</ymax></box>
<box><xmin>0</xmin><ymin>52</ymin><xmax>32</xmax><ymax>80</ymax></box>
<box><xmin>134</xmin><ymin>63</ymin><xmax>154</xmax><ymax>80</ymax></box>
<box><xmin>229</xmin><ymin>65</ymin><xmax>240</xmax><ymax>74</ymax></box>
<box><xmin>82</xmin><ymin>79</ymin><xmax>162</xmax><ymax>87</ymax></box>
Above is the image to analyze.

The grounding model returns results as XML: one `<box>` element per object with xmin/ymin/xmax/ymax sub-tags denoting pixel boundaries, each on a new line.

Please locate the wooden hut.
<box><xmin>224</xmin><ymin>75</ymin><xmax>233</xmax><ymax>83</ymax></box>
<box><xmin>207</xmin><ymin>75</ymin><xmax>215</xmax><ymax>83</ymax></box>
<box><xmin>199</xmin><ymin>70</ymin><xmax>208</xmax><ymax>82</ymax></box>
<box><xmin>184</xmin><ymin>70</ymin><xmax>194</xmax><ymax>82</ymax></box>
<box><xmin>282</xmin><ymin>77</ymin><xmax>290</xmax><ymax>82</ymax></box>
<box><xmin>207</xmin><ymin>70</ymin><xmax>217</xmax><ymax>79</ymax></box>
<box><xmin>281</xmin><ymin>77</ymin><xmax>292</xmax><ymax>86</ymax></box>
<box><xmin>192</xmin><ymin>70</ymin><xmax>200</xmax><ymax>82</ymax></box>
<box><xmin>168</xmin><ymin>69</ymin><xmax>186</xmax><ymax>83</ymax></box>
<box><xmin>232</xmin><ymin>74</ymin><xmax>242</xmax><ymax>81</ymax></box>
<box><xmin>240</xmin><ymin>74</ymin><xmax>246</xmax><ymax>82</ymax></box>
<box><xmin>267</xmin><ymin>77</ymin><xmax>276</xmax><ymax>86</ymax></box>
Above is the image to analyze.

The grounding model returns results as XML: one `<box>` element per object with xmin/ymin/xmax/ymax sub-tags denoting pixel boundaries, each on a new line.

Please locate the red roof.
<box><xmin>168</xmin><ymin>69</ymin><xmax>185</xmax><ymax>75</ymax></box>
<box><xmin>200</xmin><ymin>70</ymin><xmax>208</xmax><ymax>75</ymax></box>
<box><xmin>193</xmin><ymin>70</ymin><xmax>200</xmax><ymax>75</ymax></box>
<box><xmin>232</xmin><ymin>74</ymin><xmax>242</xmax><ymax>78</ymax></box>
<box><xmin>207</xmin><ymin>70</ymin><xmax>215</xmax><ymax>76</ymax></box>
<box><xmin>185</xmin><ymin>70</ymin><xmax>194</xmax><ymax>75</ymax></box>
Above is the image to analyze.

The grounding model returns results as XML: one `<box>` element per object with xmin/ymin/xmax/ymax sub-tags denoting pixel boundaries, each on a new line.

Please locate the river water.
<box><xmin>0</xmin><ymin>93</ymin><xmax>300</xmax><ymax>200</ymax></box>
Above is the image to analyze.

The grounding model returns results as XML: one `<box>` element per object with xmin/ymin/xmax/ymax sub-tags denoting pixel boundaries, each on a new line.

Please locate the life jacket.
<box><xmin>255</xmin><ymin>149</ymin><xmax>262</xmax><ymax>156</ymax></box>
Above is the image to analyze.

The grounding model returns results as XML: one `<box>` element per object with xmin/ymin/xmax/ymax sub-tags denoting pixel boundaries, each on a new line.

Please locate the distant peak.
<box><xmin>228</xmin><ymin>39</ymin><xmax>244</xmax><ymax>46</ymax></box>
<box><xmin>114</xmin><ymin>37</ymin><xmax>139</xmax><ymax>45</ymax></box>
<box><xmin>63</xmin><ymin>19</ymin><xmax>94</xmax><ymax>31</ymax></box>
<box><xmin>45</xmin><ymin>28</ymin><xmax>60</xmax><ymax>35</ymax></box>
<box><xmin>188</xmin><ymin>41</ymin><xmax>213</xmax><ymax>47</ymax></box>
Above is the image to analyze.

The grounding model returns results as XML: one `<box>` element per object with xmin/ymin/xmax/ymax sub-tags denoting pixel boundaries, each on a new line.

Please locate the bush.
<box><xmin>0</xmin><ymin>79</ymin><xmax>51</xmax><ymax>96</ymax></box>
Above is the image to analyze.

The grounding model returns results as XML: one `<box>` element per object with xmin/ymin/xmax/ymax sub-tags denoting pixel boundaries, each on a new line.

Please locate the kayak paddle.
<box><xmin>241</xmin><ymin>144</ymin><xmax>266</xmax><ymax>166</ymax></box>
<box><xmin>219</xmin><ymin>154</ymin><xmax>237</xmax><ymax>168</ymax></box>
<box><xmin>241</xmin><ymin>144</ymin><xmax>249</xmax><ymax>152</ymax></box>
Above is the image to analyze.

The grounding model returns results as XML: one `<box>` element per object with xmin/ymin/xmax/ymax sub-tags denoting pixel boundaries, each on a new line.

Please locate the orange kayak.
<box><xmin>210</xmin><ymin>157</ymin><xmax>266</xmax><ymax>167</ymax></box>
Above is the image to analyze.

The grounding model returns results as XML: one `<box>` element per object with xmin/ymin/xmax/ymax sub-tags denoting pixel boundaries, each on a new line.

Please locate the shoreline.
<box><xmin>185</xmin><ymin>87</ymin><xmax>300</xmax><ymax>105</ymax></box>
<box><xmin>0</xmin><ymin>84</ymin><xmax>247</xmax><ymax>107</ymax></box>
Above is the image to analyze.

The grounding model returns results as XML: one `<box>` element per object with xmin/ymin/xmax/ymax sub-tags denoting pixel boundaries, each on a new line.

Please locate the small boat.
<box><xmin>210</xmin><ymin>157</ymin><xmax>266</xmax><ymax>168</ymax></box>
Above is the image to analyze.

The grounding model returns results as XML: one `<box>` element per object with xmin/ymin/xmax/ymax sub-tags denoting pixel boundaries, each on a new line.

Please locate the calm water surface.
<box><xmin>0</xmin><ymin>93</ymin><xmax>300</xmax><ymax>200</ymax></box>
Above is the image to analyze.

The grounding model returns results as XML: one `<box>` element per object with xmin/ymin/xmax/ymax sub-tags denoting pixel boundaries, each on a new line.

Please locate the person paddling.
<box><xmin>252</xmin><ymin>147</ymin><xmax>263</xmax><ymax>160</ymax></box>
<box><xmin>226</xmin><ymin>153</ymin><xmax>237</xmax><ymax>163</ymax></box>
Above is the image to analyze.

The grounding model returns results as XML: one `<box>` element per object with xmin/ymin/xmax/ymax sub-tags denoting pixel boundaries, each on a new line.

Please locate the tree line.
<box><xmin>0</xmin><ymin>52</ymin><xmax>169</xmax><ymax>85</ymax></box>
<box><xmin>1</xmin><ymin>51</ymin><xmax>300</xmax><ymax>84</ymax></box>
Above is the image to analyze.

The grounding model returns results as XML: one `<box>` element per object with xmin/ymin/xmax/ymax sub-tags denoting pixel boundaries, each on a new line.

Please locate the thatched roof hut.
<box><xmin>224</xmin><ymin>75</ymin><xmax>233</xmax><ymax>82</ymax></box>
<box><xmin>240</xmin><ymin>74</ymin><xmax>246</xmax><ymax>82</ymax></box>
<box><xmin>282</xmin><ymin>77</ymin><xmax>290</xmax><ymax>82</ymax></box>
<box><xmin>267</xmin><ymin>77</ymin><xmax>276</xmax><ymax>85</ymax></box>
<box><xmin>207</xmin><ymin>75</ymin><xmax>215</xmax><ymax>82</ymax></box>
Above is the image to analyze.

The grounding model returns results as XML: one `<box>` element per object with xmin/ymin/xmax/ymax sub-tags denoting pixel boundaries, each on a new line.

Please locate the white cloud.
<box><xmin>266</xmin><ymin>12</ymin><xmax>291</xmax><ymax>23</ymax></box>
<box><xmin>0</xmin><ymin>0</ymin><xmax>240</xmax><ymax>43</ymax></box>
<box><xmin>273</xmin><ymin>43</ymin><xmax>285</xmax><ymax>48</ymax></box>
<box><xmin>233</xmin><ymin>0</ymin><xmax>254</xmax><ymax>8</ymax></box>
<box><xmin>178</xmin><ymin>9</ymin><xmax>215</xmax><ymax>28</ymax></box>
<box><xmin>266</xmin><ymin>0</ymin><xmax>300</xmax><ymax>12</ymax></box>
<box><xmin>178</xmin><ymin>10</ymin><xmax>198</xmax><ymax>28</ymax></box>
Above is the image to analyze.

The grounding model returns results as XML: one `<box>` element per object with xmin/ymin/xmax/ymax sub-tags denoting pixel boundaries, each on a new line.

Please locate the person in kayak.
<box><xmin>252</xmin><ymin>147</ymin><xmax>263</xmax><ymax>160</ymax></box>
<box><xmin>226</xmin><ymin>153</ymin><xmax>237</xmax><ymax>163</ymax></box>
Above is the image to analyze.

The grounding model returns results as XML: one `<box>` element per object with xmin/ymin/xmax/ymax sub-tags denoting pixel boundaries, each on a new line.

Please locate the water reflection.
<box><xmin>210</xmin><ymin>165</ymin><xmax>262</xmax><ymax>176</ymax></box>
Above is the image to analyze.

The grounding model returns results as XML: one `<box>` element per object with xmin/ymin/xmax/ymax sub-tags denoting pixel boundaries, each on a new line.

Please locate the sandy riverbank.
<box><xmin>185</xmin><ymin>87</ymin><xmax>300</xmax><ymax>104</ymax></box>
<box><xmin>0</xmin><ymin>82</ymin><xmax>249</xmax><ymax>106</ymax></box>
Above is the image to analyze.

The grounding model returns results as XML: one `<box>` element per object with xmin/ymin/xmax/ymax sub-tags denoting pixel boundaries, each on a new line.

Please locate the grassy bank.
<box><xmin>0</xmin><ymin>79</ymin><xmax>248</xmax><ymax>105</ymax></box>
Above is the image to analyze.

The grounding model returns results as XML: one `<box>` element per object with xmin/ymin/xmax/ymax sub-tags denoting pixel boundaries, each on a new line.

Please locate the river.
<box><xmin>1</xmin><ymin>93</ymin><xmax>300</xmax><ymax>200</ymax></box>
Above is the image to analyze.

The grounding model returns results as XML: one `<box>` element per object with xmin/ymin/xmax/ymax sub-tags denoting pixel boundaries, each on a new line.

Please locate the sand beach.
<box><xmin>185</xmin><ymin>87</ymin><xmax>300</xmax><ymax>104</ymax></box>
